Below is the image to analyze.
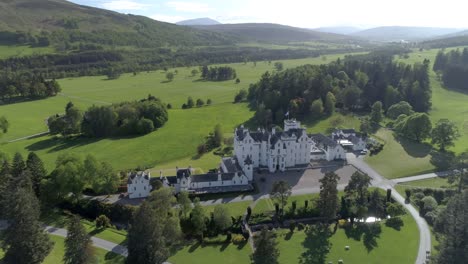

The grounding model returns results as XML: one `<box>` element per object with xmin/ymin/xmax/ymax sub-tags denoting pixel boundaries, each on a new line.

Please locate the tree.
<box><xmin>64</xmin><ymin>215</ymin><xmax>96</xmax><ymax>264</ymax></box>
<box><xmin>370</xmin><ymin>101</ymin><xmax>383</xmax><ymax>124</ymax></box>
<box><xmin>431</xmin><ymin>119</ymin><xmax>460</xmax><ymax>151</ymax></box>
<box><xmin>213</xmin><ymin>124</ymin><xmax>223</xmax><ymax>147</ymax></box>
<box><xmin>318</xmin><ymin>172</ymin><xmax>340</xmax><ymax>220</ymax></box>
<box><xmin>95</xmin><ymin>215</ymin><xmax>111</xmax><ymax>229</ymax></box>
<box><xmin>234</xmin><ymin>89</ymin><xmax>247</xmax><ymax>103</ymax></box>
<box><xmin>190</xmin><ymin>198</ymin><xmax>206</xmax><ymax>240</ymax></box>
<box><xmin>187</xmin><ymin>97</ymin><xmax>194</xmax><ymax>108</ymax></box>
<box><xmin>342</xmin><ymin>86</ymin><xmax>361</xmax><ymax>109</ymax></box>
<box><xmin>2</xmin><ymin>179</ymin><xmax>53</xmax><ymax>264</ymax></box>
<box><xmin>310</xmin><ymin>99</ymin><xmax>324</xmax><ymax>117</ymax></box>
<box><xmin>127</xmin><ymin>188</ymin><xmax>181</xmax><ymax>264</ymax></box>
<box><xmin>395</xmin><ymin>113</ymin><xmax>432</xmax><ymax>142</ymax></box>
<box><xmin>96</xmin><ymin>162</ymin><xmax>119</xmax><ymax>195</ymax></box>
<box><xmin>434</xmin><ymin>191</ymin><xmax>468</xmax><ymax>264</ymax></box>
<box><xmin>64</xmin><ymin>103</ymin><xmax>83</xmax><ymax>135</ymax></box>
<box><xmin>206</xmin><ymin>98</ymin><xmax>212</xmax><ymax>105</ymax></box>
<box><xmin>49</xmin><ymin>153</ymin><xmax>86</xmax><ymax>199</ymax></box>
<box><xmin>360</xmin><ymin>117</ymin><xmax>372</xmax><ymax>134</ymax></box>
<box><xmin>270</xmin><ymin>181</ymin><xmax>292</xmax><ymax>216</ymax></box>
<box><xmin>386</xmin><ymin>101</ymin><xmax>413</xmax><ymax>119</ymax></box>
<box><xmin>26</xmin><ymin>152</ymin><xmax>47</xmax><ymax>197</ymax></box>
<box><xmin>251</xmin><ymin>227</ymin><xmax>280</xmax><ymax>264</ymax></box>
<box><xmin>324</xmin><ymin>92</ymin><xmax>336</xmax><ymax>115</ymax></box>
<box><xmin>345</xmin><ymin>171</ymin><xmax>371</xmax><ymax>203</ymax></box>
<box><xmin>11</xmin><ymin>152</ymin><xmax>25</xmax><ymax>178</ymax></box>
<box><xmin>166</xmin><ymin>72</ymin><xmax>174</xmax><ymax>82</ymax></box>
<box><xmin>191</xmin><ymin>69</ymin><xmax>199</xmax><ymax>77</ymax></box>
<box><xmin>386</xmin><ymin>202</ymin><xmax>406</xmax><ymax>217</ymax></box>
<box><xmin>0</xmin><ymin>116</ymin><xmax>9</xmax><ymax>136</ymax></box>
<box><xmin>368</xmin><ymin>189</ymin><xmax>385</xmax><ymax>218</ymax></box>
<box><xmin>274</xmin><ymin>62</ymin><xmax>283</xmax><ymax>71</ymax></box>
<box><xmin>196</xmin><ymin>98</ymin><xmax>205</xmax><ymax>107</ymax></box>
<box><xmin>213</xmin><ymin>204</ymin><xmax>231</xmax><ymax>232</ymax></box>
<box><xmin>177</xmin><ymin>191</ymin><xmax>192</xmax><ymax>219</ymax></box>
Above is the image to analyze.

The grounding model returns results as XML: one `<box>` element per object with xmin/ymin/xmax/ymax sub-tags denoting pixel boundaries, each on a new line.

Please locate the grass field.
<box><xmin>397</xmin><ymin>47</ymin><xmax>468</xmax><ymax>154</ymax></box>
<box><xmin>0</xmin><ymin>45</ymin><xmax>54</xmax><ymax>58</ymax></box>
<box><xmin>366</xmin><ymin>129</ymin><xmax>436</xmax><ymax>179</ymax></box>
<box><xmin>0</xmin><ymin>53</ymin><xmax>358</xmax><ymax>172</ymax></box>
<box><xmin>276</xmin><ymin>214</ymin><xmax>418</xmax><ymax>264</ymax></box>
<box><xmin>168</xmin><ymin>236</ymin><xmax>252</xmax><ymax>264</ymax></box>
<box><xmin>0</xmin><ymin>235</ymin><xmax>125</xmax><ymax>264</ymax></box>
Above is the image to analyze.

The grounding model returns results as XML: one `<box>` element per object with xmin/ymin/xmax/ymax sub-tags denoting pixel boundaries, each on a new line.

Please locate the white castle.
<box><xmin>127</xmin><ymin>119</ymin><xmax>365</xmax><ymax>198</ymax></box>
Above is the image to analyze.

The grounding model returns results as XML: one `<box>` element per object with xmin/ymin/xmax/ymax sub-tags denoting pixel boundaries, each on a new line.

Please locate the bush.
<box><xmin>297</xmin><ymin>223</ymin><xmax>305</xmax><ymax>231</ymax></box>
<box><xmin>197</xmin><ymin>143</ymin><xmax>208</xmax><ymax>155</ymax></box>
<box><xmin>385</xmin><ymin>216</ymin><xmax>404</xmax><ymax>230</ymax></box>
<box><xmin>96</xmin><ymin>214</ymin><xmax>111</xmax><ymax>229</ymax></box>
<box><xmin>136</xmin><ymin>118</ymin><xmax>154</xmax><ymax>135</ymax></box>
<box><xmin>421</xmin><ymin>196</ymin><xmax>438</xmax><ymax>213</ymax></box>
<box><xmin>338</xmin><ymin>219</ymin><xmax>347</xmax><ymax>228</ymax></box>
<box><xmin>231</xmin><ymin>234</ymin><xmax>245</xmax><ymax>244</ymax></box>
<box><xmin>424</xmin><ymin>211</ymin><xmax>438</xmax><ymax>225</ymax></box>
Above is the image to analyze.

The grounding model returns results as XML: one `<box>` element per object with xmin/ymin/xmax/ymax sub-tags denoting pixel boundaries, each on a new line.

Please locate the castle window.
<box><xmin>134</xmin><ymin>187</ymin><xmax>136</xmax><ymax>191</ymax></box>
<box><xmin>144</xmin><ymin>186</ymin><xmax>146</xmax><ymax>190</ymax></box>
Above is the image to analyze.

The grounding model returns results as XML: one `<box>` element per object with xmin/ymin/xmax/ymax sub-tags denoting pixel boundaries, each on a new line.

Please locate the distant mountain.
<box><xmin>351</xmin><ymin>26</ymin><xmax>462</xmax><ymax>42</ymax></box>
<box><xmin>0</xmin><ymin>0</ymin><xmax>233</xmax><ymax>47</ymax></box>
<box><xmin>176</xmin><ymin>18</ymin><xmax>221</xmax><ymax>26</ymax></box>
<box><xmin>315</xmin><ymin>26</ymin><xmax>363</xmax><ymax>35</ymax></box>
<box><xmin>192</xmin><ymin>23</ymin><xmax>356</xmax><ymax>44</ymax></box>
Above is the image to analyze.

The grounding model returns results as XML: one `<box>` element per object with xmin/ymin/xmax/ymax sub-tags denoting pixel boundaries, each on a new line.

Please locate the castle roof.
<box><xmin>127</xmin><ymin>171</ymin><xmax>150</xmax><ymax>184</ymax></box>
<box><xmin>244</xmin><ymin>155</ymin><xmax>253</xmax><ymax>165</ymax></box>
<box><xmin>176</xmin><ymin>168</ymin><xmax>192</xmax><ymax>179</ymax></box>
<box><xmin>310</xmin><ymin>133</ymin><xmax>338</xmax><ymax>148</ymax></box>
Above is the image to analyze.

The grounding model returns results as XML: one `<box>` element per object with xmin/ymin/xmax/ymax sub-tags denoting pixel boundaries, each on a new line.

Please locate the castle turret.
<box><xmin>244</xmin><ymin>155</ymin><xmax>253</xmax><ymax>181</ymax></box>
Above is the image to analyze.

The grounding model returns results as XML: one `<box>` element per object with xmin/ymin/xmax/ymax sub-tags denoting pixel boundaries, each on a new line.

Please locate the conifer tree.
<box><xmin>252</xmin><ymin>227</ymin><xmax>280</xmax><ymax>264</ymax></box>
<box><xmin>11</xmin><ymin>152</ymin><xmax>25</xmax><ymax>178</ymax></box>
<box><xmin>64</xmin><ymin>215</ymin><xmax>96</xmax><ymax>264</ymax></box>
<box><xmin>26</xmin><ymin>152</ymin><xmax>47</xmax><ymax>197</ymax></box>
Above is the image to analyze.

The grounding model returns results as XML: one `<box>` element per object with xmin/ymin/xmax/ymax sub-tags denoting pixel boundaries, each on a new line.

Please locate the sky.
<box><xmin>68</xmin><ymin>0</ymin><xmax>468</xmax><ymax>29</ymax></box>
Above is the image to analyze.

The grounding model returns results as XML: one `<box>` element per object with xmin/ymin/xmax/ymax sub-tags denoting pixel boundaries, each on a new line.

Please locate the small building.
<box><xmin>310</xmin><ymin>133</ymin><xmax>346</xmax><ymax>161</ymax></box>
<box><xmin>127</xmin><ymin>171</ymin><xmax>152</xmax><ymax>199</ymax></box>
<box><xmin>332</xmin><ymin>129</ymin><xmax>367</xmax><ymax>151</ymax></box>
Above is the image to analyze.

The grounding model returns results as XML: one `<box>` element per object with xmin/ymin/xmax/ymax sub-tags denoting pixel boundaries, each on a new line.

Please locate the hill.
<box><xmin>352</xmin><ymin>26</ymin><xmax>461</xmax><ymax>42</ymax></box>
<box><xmin>0</xmin><ymin>0</ymin><xmax>233</xmax><ymax>47</ymax></box>
<box><xmin>191</xmin><ymin>23</ymin><xmax>357</xmax><ymax>44</ymax></box>
<box><xmin>315</xmin><ymin>26</ymin><xmax>363</xmax><ymax>35</ymax></box>
<box><xmin>421</xmin><ymin>34</ymin><xmax>468</xmax><ymax>48</ymax></box>
<box><xmin>176</xmin><ymin>18</ymin><xmax>221</xmax><ymax>26</ymax></box>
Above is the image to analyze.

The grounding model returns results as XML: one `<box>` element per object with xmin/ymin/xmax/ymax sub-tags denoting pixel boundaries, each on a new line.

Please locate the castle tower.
<box><xmin>244</xmin><ymin>155</ymin><xmax>254</xmax><ymax>181</ymax></box>
<box><xmin>284</xmin><ymin>119</ymin><xmax>301</xmax><ymax>131</ymax></box>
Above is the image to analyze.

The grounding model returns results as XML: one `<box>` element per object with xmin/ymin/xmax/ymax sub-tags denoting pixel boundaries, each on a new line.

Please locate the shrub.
<box><xmin>297</xmin><ymin>223</ymin><xmax>305</xmax><ymax>231</ymax></box>
<box><xmin>424</xmin><ymin>211</ymin><xmax>438</xmax><ymax>225</ymax></box>
<box><xmin>167</xmin><ymin>103</ymin><xmax>172</xmax><ymax>109</ymax></box>
<box><xmin>136</xmin><ymin>118</ymin><xmax>154</xmax><ymax>135</ymax></box>
<box><xmin>247</xmin><ymin>206</ymin><xmax>252</xmax><ymax>216</ymax></box>
<box><xmin>197</xmin><ymin>143</ymin><xmax>208</xmax><ymax>155</ymax></box>
<box><xmin>385</xmin><ymin>216</ymin><xmax>404</xmax><ymax>230</ymax></box>
<box><xmin>231</xmin><ymin>234</ymin><xmax>245</xmax><ymax>244</ymax></box>
<box><xmin>421</xmin><ymin>196</ymin><xmax>438</xmax><ymax>213</ymax></box>
<box><xmin>96</xmin><ymin>214</ymin><xmax>111</xmax><ymax>229</ymax></box>
<box><xmin>338</xmin><ymin>219</ymin><xmax>347</xmax><ymax>228</ymax></box>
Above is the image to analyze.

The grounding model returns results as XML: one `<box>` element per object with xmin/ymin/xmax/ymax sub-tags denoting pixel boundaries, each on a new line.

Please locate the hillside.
<box><xmin>0</xmin><ymin>0</ymin><xmax>233</xmax><ymax>47</ymax></box>
<box><xmin>352</xmin><ymin>26</ymin><xmax>461</xmax><ymax>42</ymax></box>
<box><xmin>176</xmin><ymin>18</ymin><xmax>221</xmax><ymax>26</ymax></box>
<box><xmin>192</xmin><ymin>23</ymin><xmax>356</xmax><ymax>44</ymax></box>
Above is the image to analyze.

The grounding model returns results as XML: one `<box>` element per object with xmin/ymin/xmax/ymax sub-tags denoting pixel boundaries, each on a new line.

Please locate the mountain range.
<box><xmin>176</xmin><ymin>18</ymin><xmax>221</xmax><ymax>26</ymax></box>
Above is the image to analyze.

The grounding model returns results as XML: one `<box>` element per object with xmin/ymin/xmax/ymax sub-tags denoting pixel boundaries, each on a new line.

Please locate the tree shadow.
<box><xmin>26</xmin><ymin>136</ymin><xmax>102</xmax><ymax>153</ymax></box>
<box><xmin>160</xmin><ymin>80</ymin><xmax>172</xmax><ymax>84</ymax></box>
<box><xmin>395</xmin><ymin>135</ymin><xmax>432</xmax><ymax>158</ymax></box>
<box><xmin>344</xmin><ymin>223</ymin><xmax>381</xmax><ymax>252</ymax></box>
<box><xmin>284</xmin><ymin>231</ymin><xmax>294</xmax><ymax>241</ymax></box>
<box><xmin>188</xmin><ymin>241</ymin><xmax>201</xmax><ymax>253</ymax></box>
<box><xmin>299</xmin><ymin>224</ymin><xmax>332</xmax><ymax>264</ymax></box>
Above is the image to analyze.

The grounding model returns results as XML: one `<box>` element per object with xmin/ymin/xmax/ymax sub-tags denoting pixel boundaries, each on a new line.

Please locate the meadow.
<box><xmin>0</xmin><ymin>45</ymin><xmax>54</xmax><ymax>59</ymax></box>
<box><xmin>0</xmin><ymin>235</ymin><xmax>125</xmax><ymax>264</ymax></box>
<box><xmin>0</xmin><ymin>53</ymin><xmax>355</xmax><ymax>172</ymax></box>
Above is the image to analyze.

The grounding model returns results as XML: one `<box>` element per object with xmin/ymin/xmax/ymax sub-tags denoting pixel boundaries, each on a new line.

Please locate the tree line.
<box><xmin>200</xmin><ymin>65</ymin><xmax>237</xmax><ymax>81</ymax></box>
<box><xmin>0</xmin><ymin>73</ymin><xmax>61</xmax><ymax>102</ymax></box>
<box><xmin>433</xmin><ymin>48</ymin><xmax>468</xmax><ymax>92</ymax></box>
<box><xmin>247</xmin><ymin>52</ymin><xmax>431</xmax><ymax>127</ymax></box>
<box><xmin>48</xmin><ymin>96</ymin><xmax>168</xmax><ymax>138</ymax></box>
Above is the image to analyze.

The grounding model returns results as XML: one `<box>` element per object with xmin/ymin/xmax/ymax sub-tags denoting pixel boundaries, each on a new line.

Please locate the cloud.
<box><xmin>101</xmin><ymin>1</ymin><xmax>149</xmax><ymax>11</ymax></box>
<box><xmin>166</xmin><ymin>1</ymin><xmax>213</xmax><ymax>13</ymax></box>
<box><xmin>150</xmin><ymin>14</ymin><xmax>187</xmax><ymax>23</ymax></box>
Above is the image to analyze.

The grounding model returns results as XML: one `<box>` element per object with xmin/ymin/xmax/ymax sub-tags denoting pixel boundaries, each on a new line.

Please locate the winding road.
<box><xmin>346</xmin><ymin>153</ymin><xmax>432</xmax><ymax>264</ymax></box>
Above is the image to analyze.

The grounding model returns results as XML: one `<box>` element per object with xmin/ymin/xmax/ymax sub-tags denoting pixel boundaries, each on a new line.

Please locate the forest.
<box><xmin>48</xmin><ymin>96</ymin><xmax>168</xmax><ymax>138</ymax></box>
<box><xmin>0</xmin><ymin>73</ymin><xmax>61</xmax><ymax>101</ymax></box>
<box><xmin>433</xmin><ymin>48</ymin><xmax>468</xmax><ymax>92</ymax></box>
<box><xmin>247</xmin><ymin>51</ymin><xmax>431</xmax><ymax>126</ymax></box>
<box><xmin>201</xmin><ymin>66</ymin><xmax>237</xmax><ymax>81</ymax></box>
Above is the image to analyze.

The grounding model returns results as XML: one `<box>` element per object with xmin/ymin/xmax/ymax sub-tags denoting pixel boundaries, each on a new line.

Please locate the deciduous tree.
<box><xmin>252</xmin><ymin>227</ymin><xmax>280</xmax><ymax>264</ymax></box>
<box><xmin>431</xmin><ymin>119</ymin><xmax>460</xmax><ymax>151</ymax></box>
<box><xmin>318</xmin><ymin>172</ymin><xmax>340</xmax><ymax>220</ymax></box>
<box><xmin>270</xmin><ymin>181</ymin><xmax>292</xmax><ymax>216</ymax></box>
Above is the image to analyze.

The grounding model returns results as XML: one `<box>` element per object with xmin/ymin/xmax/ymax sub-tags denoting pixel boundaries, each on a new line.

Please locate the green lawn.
<box><xmin>399</xmin><ymin>177</ymin><xmax>456</xmax><ymax>189</ymax></box>
<box><xmin>254</xmin><ymin>193</ymin><xmax>319</xmax><ymax>215</ymax></box>
<box><xmin>0</xmin><ymin>235</ymin><xmax>125</xmax><ymax>264</ymax></box>
<box><xmin>365</xmin><ymin>129</ymin><xmax>436</xmax><ymax>179</ymax></box>
<box><xmin>277</xmin><ymin>215</ymin><xmax>418</xmax><ymax>264</ymax></box>
<box><xmin>203</xmin><ymin>201</ymin><xmax>252</xmax><ymax>218</ymax></box>
<box><xmin>168</xmin><ymin>237</ymin><xmax>251</xmax><ymax>264</ymax></box>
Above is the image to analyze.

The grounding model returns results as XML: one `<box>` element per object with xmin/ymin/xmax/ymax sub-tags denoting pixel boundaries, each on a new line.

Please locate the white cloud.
<box><xmin>150</xmin><ymin>14</ymin><xmax>187</xmax><ymax>23</ymax></box>
<box><xmin>101</xmin><ymin>1</ymin><xmax>149</xmax><ymax>11</ymax></box>
<box><xmin>166</xmin><ymin>1</ymin><xmax>213</xmax><ymax>13</ymax></box>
